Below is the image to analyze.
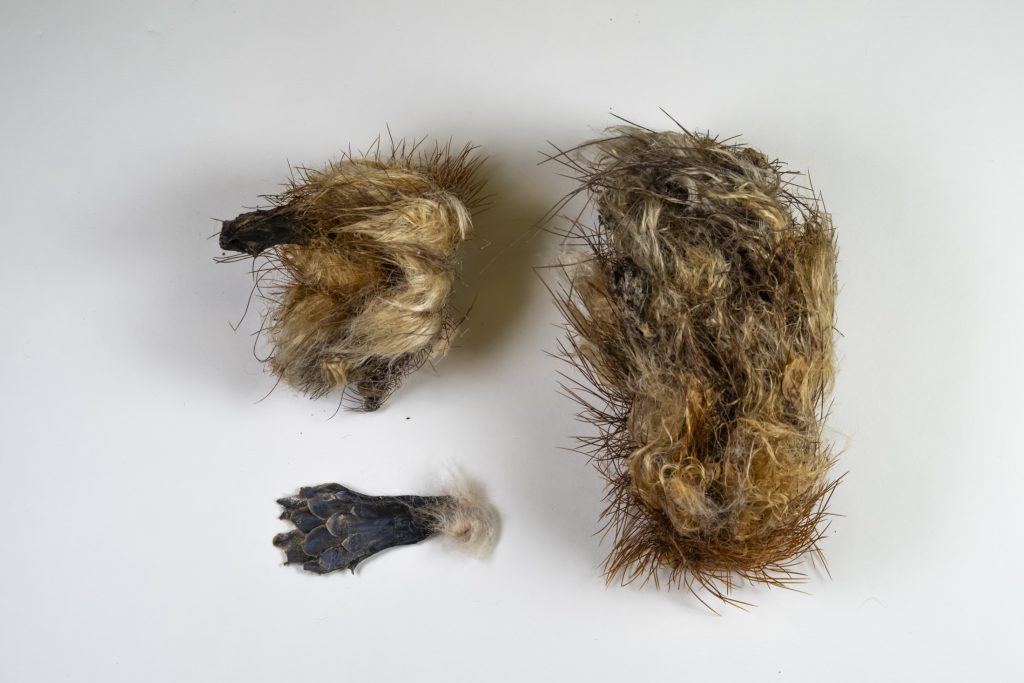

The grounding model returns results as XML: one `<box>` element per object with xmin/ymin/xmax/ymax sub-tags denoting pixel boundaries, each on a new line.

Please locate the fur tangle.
<box><xmin>553</xmin><ymin>123</ymin><xmax>839</xmax><ymax>605</ymax></box>
<box><xmin>220</xmin><ymin>139</ymin><xmax>485</xmax><ymax>410</ymax></box>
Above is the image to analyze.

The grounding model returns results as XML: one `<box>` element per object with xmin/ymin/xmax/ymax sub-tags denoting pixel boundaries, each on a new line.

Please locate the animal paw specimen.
<box><xmin>273</xmin><ymin>480</ymin><xmax>498</xmax><ymax>573</ymax></box>
<box><xmin>219</xmin><ymin>139</ymin><xmax>485</xmax><ymax>410</ymax></box>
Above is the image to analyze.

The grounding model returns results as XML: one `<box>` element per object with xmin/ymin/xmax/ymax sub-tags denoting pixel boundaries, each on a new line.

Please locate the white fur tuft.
<box><xmin>428</xmin><ymin>473</ymin><xmax>500</xmax><ymax>557</ymax></box>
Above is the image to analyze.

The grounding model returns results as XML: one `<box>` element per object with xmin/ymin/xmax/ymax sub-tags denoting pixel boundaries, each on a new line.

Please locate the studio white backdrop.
<box><xmin>1</xmin><ymin>1</ymin><xmax>1021</xmax><ymax>681</ymax></box>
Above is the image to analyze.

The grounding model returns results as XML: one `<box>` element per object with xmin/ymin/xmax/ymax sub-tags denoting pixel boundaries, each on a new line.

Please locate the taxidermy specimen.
<box><xmin>273</xmin><ymin>479</ymin><xmax>498</xmax><ymax>573</ymax></box>
<box><xmin>550</xmin><ymin>119</ymin><xmax>839</xmax><ymax>606</ymax></box>
<box><xmin>218</xmin><ymin>138</ymin><xmax>485</xmax><ymax>410</ymax></box>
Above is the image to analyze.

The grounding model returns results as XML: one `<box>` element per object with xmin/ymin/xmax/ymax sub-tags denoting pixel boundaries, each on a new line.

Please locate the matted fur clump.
<box><xmin>551</xmin><ymin>123</ymin><xmax>839</xmax><ymax>605</ymax></box>
<box><xmin>219</xmin><ymin>139</ymin><xmax>485</xmax><ymax>410</ymax></box>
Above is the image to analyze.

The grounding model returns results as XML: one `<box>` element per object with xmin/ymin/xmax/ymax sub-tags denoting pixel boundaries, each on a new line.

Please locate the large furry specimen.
<box><xmin>274</xmin><ymin>481</ymin><xmax>499</xmax><ymax>573</ymax></box>
<box><xmin>219</xmin><ymin>139</ymin><xmax>485</xmax><ymax>410</ymax></box>
<box><xmin>551</xmin><ymin>122</ymin><xmax>839</xmax><ymax>606</ymax></box>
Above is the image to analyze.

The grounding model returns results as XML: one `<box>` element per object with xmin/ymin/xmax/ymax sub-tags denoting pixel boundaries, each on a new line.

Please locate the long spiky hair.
<box><xmin>218</xmin><ymin>135</ymin><xmax>486</xmax><ymax>411</ymax></box>
<box><xmin>548</xmin><ymin>117</ymin><xmax>840</xmax><ymax>608</ymax></box>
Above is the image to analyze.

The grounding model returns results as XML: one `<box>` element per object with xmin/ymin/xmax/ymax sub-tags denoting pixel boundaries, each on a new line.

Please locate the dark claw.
<box><xmin>276</xmin><ymin>496</ymin><xmax>307</xmax><ymax>511</ymax></box>
<box><xmin>272</xmin><ymin>531</ymin><xmax>311</xmax><ymax>566</ymax></box>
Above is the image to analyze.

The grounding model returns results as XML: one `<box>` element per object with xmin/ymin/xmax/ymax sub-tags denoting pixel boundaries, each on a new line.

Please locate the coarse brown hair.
<box><xmin>549</xmin><ymin>120</ymin><xmax>840</xmax><ymax>607</ymax></box>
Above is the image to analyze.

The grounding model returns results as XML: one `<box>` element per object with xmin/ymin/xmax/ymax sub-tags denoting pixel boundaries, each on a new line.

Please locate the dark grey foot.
<box><xmin>219</xmin><ymin>206</ymin><xmax>311</xmax><ymax>256</ymax></box>
<box><xmin>273</xmin><ymin>483</ymin><xmax>450</xmax><ymax>574</ymax></box>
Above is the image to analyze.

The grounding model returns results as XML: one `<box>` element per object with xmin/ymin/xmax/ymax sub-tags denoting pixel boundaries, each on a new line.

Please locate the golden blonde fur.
<box><xmin>550</xmin><ymin>122</ymin><xmax>839</xmax><ymax>606</ymax></box>
<box><xmin>220</xmin><ymin>139</ymin><xmax>485</xmax><ymax>410</ymax></box>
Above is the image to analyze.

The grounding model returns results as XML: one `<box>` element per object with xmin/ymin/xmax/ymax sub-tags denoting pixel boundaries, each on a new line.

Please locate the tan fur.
<box><xmin>551</xmin><ymin>124</ymin><xmax>839</xmax><ymax>606</ymax></box>
<box><xmin>423</xmin><ymin>475</ymin><xmax>501</xmax><ymax>557</ymax></box>
<box><xmin>227</xmin><ymin>140</ymin><xmax>484</xmax><ymax>410</ymax></box>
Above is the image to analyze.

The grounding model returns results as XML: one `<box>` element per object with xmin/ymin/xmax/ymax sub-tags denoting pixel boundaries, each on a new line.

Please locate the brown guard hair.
<box><xmin>549</xmin><ymin>120</ymin><xmax>839</xmax><ymax>608</ymax></box>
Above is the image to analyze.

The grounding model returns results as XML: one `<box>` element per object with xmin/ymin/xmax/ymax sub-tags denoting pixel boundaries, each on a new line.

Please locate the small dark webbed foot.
<box><xmin>273</xmin><ymin>483</ymin><xmax>450</xmax><ymax>573</ymax></box>
<box><xmin>219</xmin><ymin>206</ymin><xmax>311</xmax><ymax>256</ymax></box>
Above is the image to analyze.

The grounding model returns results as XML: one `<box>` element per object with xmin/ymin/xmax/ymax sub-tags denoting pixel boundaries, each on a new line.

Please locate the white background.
<box><xmin>1</xmin><ymin>1</ymin><xmax>1022</xmax><ymax>680</ymax></box>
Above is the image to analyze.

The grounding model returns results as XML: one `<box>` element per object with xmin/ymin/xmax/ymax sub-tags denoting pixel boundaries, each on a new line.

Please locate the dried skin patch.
<box><xmin>551</xmin><ymin>125</ymin><xmax>839</xmax><ymax>605</ymax></box>
<box><xmin>219</xmin><ymin>140</ymin><xmax>485</xmax><ymax>410</ymax></box>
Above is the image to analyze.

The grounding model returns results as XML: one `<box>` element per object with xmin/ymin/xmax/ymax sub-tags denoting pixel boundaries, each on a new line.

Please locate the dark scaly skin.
<box><xmin>273</xmin><ymin>484</ymin><xmax>450</xmax><ymax>573</ymax></box>
<box><xmin>220</xmin><ymin>206</ymin><xmax>311</xmax><ymax>256</ymax></box>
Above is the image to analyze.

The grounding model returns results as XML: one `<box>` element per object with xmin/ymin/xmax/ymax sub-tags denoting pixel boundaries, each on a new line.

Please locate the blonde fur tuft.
<box><xmin>425</xmin><ymin>475</ymin><xmax>500</xmax><ymax>557</ymax></box>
